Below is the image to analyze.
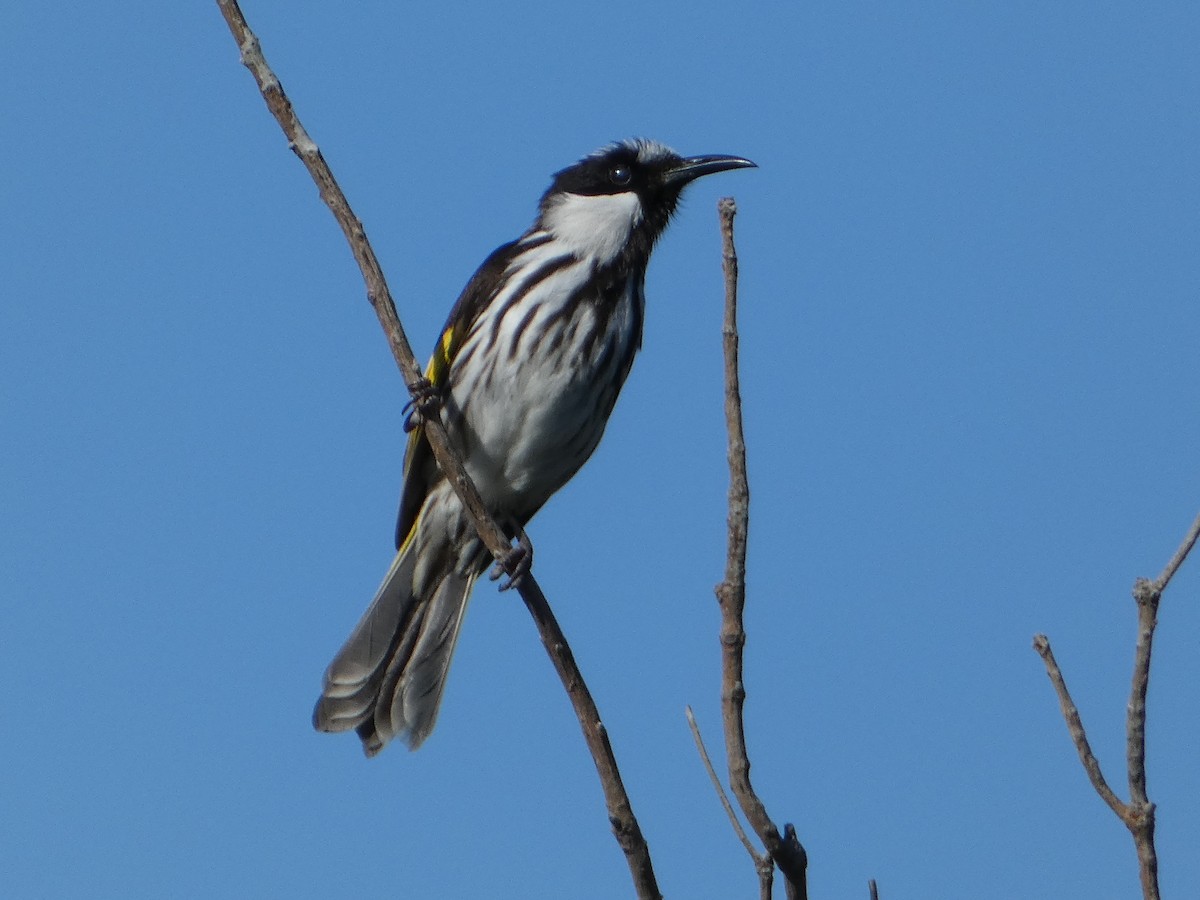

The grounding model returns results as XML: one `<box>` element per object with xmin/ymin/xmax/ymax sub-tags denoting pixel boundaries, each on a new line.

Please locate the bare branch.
<box><xmin>1123</xmin><ymin>582</ymin><xmax>1160</xmax><ymax>900</ymax></box>
<box><xmin>1151</xmin><ymin>510</ymin><xmax>1200</xmax><ymax>591</ymax></box>
<box><xmin>686</xmin><ymin>706</ymin><xmax>772</xmax><ymax>900</ymax></box>
<box><xmin>215</xmin><ymin>4</ymin><xmax>659</xmax><ymax>896</ymax></box>
<box><xmin>1033</xmin><ymin>510</ymin><xmax>1200</xmax><ymax>900</ymax></box>
<box><xmin>714</xmin><ymin>197</ymin><xmax>808</xmax><ymax>899</ymax></box>
<box><xmin>1031</xmin><ymin>635</ymin><xmax>1126</xmax><ymax>817</ymax></box>
<box><xmin>1127</xmin><ymin>511</ymin><xmax>1200</xmax><ymax>825</ymax></box>
<box><xmin>1113</xmin><ymin>511</ymin><xmax>1200</xmax><ymax>900</ymax></box>
<box><xmin>869</xmin><ymin>878</ymin><xmax>880</xmax><ymax>900</ymax></box>
<box><xmin>686</xmin><ymin>706</ymin><xmax>760</xmax><ymax>860</ymax></box>
<box><xmin>1126</xmin><ymin>583</ymin><xmax>1157</xmax><ymax>810</ymax></box>
<box><xmin>214</xmin><ymin>0</ymin><xmax>506</xmax><ymax>558</ymax></box>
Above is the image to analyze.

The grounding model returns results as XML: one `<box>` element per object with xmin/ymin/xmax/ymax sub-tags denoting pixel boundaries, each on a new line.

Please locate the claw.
<box><xmin>403</xmin><ymin>377</ymin><xmax>442</xmax><ymax>432</ymax></box>
<box><xmin>489</xmin><ymin>520</ymin><xmax>534</xmax><ymax>591</ymax></box>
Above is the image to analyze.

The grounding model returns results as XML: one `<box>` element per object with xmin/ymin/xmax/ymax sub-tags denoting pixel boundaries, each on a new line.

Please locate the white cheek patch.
<box><xmin>543</xmin><ymin>191</ymin><xmax>644</xmax><ymax>267</ymax></box>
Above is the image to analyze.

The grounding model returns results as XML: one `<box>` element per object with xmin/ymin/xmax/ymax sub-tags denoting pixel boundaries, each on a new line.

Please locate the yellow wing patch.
<box><xmin>424</xmin><ymin>324</ymin><xmax>458</xmax><ymax>389</ymax></box>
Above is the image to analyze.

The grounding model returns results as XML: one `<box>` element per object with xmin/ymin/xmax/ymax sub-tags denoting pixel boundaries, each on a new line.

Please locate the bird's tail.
<box><xmin>313</xmin><ymin>532</ymin><xmax>478</xmax><ymax>755</ymax></box>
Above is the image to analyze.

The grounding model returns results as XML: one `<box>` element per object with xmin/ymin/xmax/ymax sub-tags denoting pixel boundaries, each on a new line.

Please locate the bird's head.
<box><xmin>537</xmin><ymin>139</ymin><xmax>755</xmax><ymax>269</ymax></box>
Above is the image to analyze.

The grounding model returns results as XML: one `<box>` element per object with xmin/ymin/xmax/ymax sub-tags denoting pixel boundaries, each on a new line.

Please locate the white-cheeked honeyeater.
<box><xmin>314</xmin><ymin>139</ymin><xmax>755</xmax><ymax>755</ymax></box>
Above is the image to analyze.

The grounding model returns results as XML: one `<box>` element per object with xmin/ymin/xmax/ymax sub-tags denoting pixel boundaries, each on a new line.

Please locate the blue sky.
<box><xmin>2</xmin><ymin>2</ymin><xmax>1198</xmax><ymax>898</ymax></box>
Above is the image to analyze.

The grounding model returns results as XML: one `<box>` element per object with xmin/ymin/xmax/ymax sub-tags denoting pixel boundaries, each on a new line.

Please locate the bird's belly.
<box><xmin>450</xmin><ymin>304</ymin><xmax>638</xmax><ymax>517</ymax></box>
<box><xmin>457</xmin><ymin>360</ymin><xmax>610</xmax><ymax>513</ymax></box>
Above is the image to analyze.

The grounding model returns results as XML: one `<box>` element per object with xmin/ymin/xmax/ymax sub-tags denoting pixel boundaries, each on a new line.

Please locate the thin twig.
<box><xmin>714</xmin><ymin>197</ymin><xmax>808</xmax><ymax>900</ymax></box>
<box><xmin>685</xmin><ymin>707</ymin><xmax>774</xmax><ymax>899</ymax></box>
<box><xmin>686</xmin><ymin>707</ymin><xmax>766</xmax><ymax>870</ymax></box>
<box><xmin>1034</xmin><ymin>511</ymin><xmax>1199</xmax><ymax>900</ymax></box>
<box><xmin>1152</xmin><ymin>510</ymin><xmax>1200</xmax><ymax>589</ymax></box>
<box><xmin>869</xmin><ymin>878</ymin><xmax>880</xmax><ymax>900</ymax></box>
<box><xmin>215</xmin><ymin>4</ymin><xmax>659</xmax><ymax>896</ymax></box>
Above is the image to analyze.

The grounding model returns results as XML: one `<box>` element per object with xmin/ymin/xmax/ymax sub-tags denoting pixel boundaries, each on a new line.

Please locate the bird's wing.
<box><xmin>394</xmin><ymin>238</ymin><xmax>525</xmax><ymax>550</ymax></box>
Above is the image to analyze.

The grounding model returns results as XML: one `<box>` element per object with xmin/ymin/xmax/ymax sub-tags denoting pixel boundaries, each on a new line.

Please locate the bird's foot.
<box><xmin>489</xmin><ymin>521</ymin><xmax>533</xmax><ymax>591</ymax></box>
<box><xmin>402</xmin><ymin>377</ymin><xmax>442</xmax><ymax>433</ymax></box>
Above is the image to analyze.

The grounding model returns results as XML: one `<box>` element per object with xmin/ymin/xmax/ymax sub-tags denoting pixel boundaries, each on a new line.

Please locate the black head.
<box><xmin>537</xmin><ymin>139</ymin><xmax>755</xmax><ymax>269</ymax></box>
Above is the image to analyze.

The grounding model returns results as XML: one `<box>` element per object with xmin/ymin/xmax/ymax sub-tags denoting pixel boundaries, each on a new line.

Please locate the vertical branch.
<box><xmin>1125</xmin><ymin>578</ymin><xmax>1159</xmax><ymax>900</ymax></box>
<box><xmin>1034</xmin><ymin>510</ymin><xmax>1199</xmax><ymax>900</ymax></box>
<box><xmin>215</xmin><ymin>4</ymin><xmax>660</xmax><ymax>897</ymax></box>
<box><xmin>715</xmin><ymin>198</ymin><xmax>808</xmax><ymax>899</ymax></box>
<box><xmin>1118</xmin><ymin>510</ymin><xmax>1199</xmax><ymax>899</ymax></box>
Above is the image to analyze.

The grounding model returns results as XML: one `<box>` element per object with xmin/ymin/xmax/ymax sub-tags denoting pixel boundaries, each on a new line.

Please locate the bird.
<box><xmin>313</xmin><ymin>138</ymin><xmax>755</xmax><ymax>755</ymax></box>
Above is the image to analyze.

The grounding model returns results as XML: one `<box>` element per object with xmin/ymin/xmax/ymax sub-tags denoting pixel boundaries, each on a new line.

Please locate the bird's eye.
<box><xmin>609</xmin><ymin>165</ymin><xmax>632</xmax><ymax>186</ymax></box>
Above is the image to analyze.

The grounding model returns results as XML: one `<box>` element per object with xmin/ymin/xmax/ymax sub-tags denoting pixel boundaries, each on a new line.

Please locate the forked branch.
<box><xmin>1034</xmin><ymin>510</ymin><xmax>1200</xmax><ymax>900</ymax></box>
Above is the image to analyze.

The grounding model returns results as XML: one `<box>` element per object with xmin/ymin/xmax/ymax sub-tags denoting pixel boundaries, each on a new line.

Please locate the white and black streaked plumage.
<box><xmin>313</xmin><ymin>139</ymin><xmax>755</xmax><ymax>755</ymax></box>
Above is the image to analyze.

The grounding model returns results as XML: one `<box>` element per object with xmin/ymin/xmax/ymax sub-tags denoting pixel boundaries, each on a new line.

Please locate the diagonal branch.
<box><xmin>214</xmin><ymin>4</ymin><xmax>659</xmax><ymax>896</ymax></box>
<box><xmin>714</xmin><ymin>197</ymin><xmax>808</xmax><ymax>899</ymax></box>
<box><xmin>1031</xmin><ymin>634</ymin><xmax>1126</xmax><ymax>817</ymax></box>
<box><xmin>1150</xmin><ymin>511</ymin><xmax>1200</xmax><ymax>590</ymax></box>
<box><xmin>686</xmin><ymin>706</ymin><xmax>761</xmax><ymax>861</ymax></box>
<box><xmin>686</xmin><ymin>707</ymin><xmax>774</xmax><ymax>899</ymax></box>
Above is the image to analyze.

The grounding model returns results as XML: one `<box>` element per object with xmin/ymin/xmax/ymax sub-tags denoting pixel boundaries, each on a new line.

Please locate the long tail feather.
<box><xmin>372</xmin><ymin>567</ymin><xmax>476</xmax><ymax>752</ymax></box>
<box><xmin>313</xmin><ymin>530</ymin><xmax>477</xmax><ymax>754</ymax></box>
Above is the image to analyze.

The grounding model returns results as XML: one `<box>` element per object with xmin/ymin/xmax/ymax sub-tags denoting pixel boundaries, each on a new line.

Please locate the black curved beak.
<box><xmin>663</xmin><ymin>154</ymin><xmax>757</xmax><ymax>186</ymax></box>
